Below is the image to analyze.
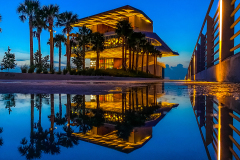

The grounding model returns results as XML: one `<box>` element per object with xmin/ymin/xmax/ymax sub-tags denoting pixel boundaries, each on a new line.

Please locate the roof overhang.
<box><xmin>72</xmin><ymin>5</ymin><xmax>153</xmax><ymax>28</ymax></box>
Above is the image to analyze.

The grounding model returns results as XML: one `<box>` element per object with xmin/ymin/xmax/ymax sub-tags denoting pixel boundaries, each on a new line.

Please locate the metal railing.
<box><xmin>186</xmin><ymin>0</ymin><xmax>240</xmax><ymax>80</ymax></box>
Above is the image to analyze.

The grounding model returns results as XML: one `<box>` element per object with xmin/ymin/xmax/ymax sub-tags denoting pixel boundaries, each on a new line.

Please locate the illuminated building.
<box><xmin>72</xmin><ymin>5</ymin><xmax>179</xmax><ymax>77</ymax></box>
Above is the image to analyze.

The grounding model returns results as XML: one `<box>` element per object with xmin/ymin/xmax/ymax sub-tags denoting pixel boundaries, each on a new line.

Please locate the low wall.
<box><xmin>0</xmin><ymin>72</ymin><xmax>157</xmax><ymax>81</ymax></box>
<box><xmin>195</xmin><ymin>52</ymin><xmax>240</xmax><ymax>82</ymax></box>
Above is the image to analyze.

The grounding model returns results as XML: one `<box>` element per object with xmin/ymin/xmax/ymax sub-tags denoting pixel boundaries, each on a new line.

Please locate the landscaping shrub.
<box><xmin>43</xmin><ymin>69</ymin><xmax>48</xmax><ymax>74</ymax></box>
<box><xmin>57</xmin><ymin>71</ymin><xmax>62</xmax><ymax>75</ymax></box>
<box><xmin>69</xmin><ymin>69</ymin><xmax>77</xmax><ymax>75</ymax></box>
<box><xmin>63</xmin><ymin>68</ymin><xmax>68</xmax><ymax>75</ymax></box>
<box><xmin>20</xmin><ymin>65</ymin><xmax>29</xmax><ymax>73</ymax></box>
<box><xmin>28</xmin><ymin>65</ymin><xmax>35</xmax><ymax>73</ymax></box>
<box><xmin>51</xmin><ymin>69</ymin><xmax>55</xmax><ymax>74</ymax></box>
<box><xmin>36</xmin><ymin>67</ymin><xmax>42</xmax><ymax>74</ymax></box>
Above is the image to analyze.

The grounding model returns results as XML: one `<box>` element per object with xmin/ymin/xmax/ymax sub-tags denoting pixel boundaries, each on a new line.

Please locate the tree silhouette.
<box><xmin>0</xmin><ymin>127</ymin><xmax>3</xmax><ymax>147</ymax></box>
<box><xmin>2</xmin><ymin>94</ymin><xmax>16</xmax><ymax>114</ymax></box>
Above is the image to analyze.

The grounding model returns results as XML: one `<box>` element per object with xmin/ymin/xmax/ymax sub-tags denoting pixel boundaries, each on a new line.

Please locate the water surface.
<box><xmin>0</xmin><ymin>82</ymin><xmax>240</xmax><ymax>160</ymax></box>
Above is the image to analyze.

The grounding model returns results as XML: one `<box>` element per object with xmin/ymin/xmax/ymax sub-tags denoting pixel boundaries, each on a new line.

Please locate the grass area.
<box><xmin>69</xmin><ymin>68</ymin><xmax>160</xmax><ymax>78</ymax></box>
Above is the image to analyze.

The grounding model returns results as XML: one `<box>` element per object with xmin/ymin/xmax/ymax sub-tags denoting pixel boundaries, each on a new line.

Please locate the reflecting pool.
<box><xmin>0</xmin><ymin>82</ymin><xmax>240</xmax><ymax>160</ymax></box>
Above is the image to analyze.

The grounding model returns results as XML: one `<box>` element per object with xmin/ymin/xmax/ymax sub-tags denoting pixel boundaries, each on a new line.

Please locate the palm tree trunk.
<box><xmin>38</xmin><ymin>29</ymin><xmax>42</xmax><ymax>65</ymax></box>
<box><xmin>50</xmin><ymin>22</ymin><xmax>54</xmax><ymax>71</ymax></box>
<box><xmin>129</xmin><ymin>47</ymin><xmax>132</xmax><ymax>70</ymax></box>
<box><xmin>83</xmin><ymin>41</ymin><xmax>85</xmax><ymax>70</ymax></box>
<box><xmin>146</xmin><ymin>51</ymin><xmax>149</xmax><ymax>74</ymax></box>
<box><xmin>96</xmin><ymin>95</ymin><xmax>99</xmax><ymax>109</ymax></box>
<box><xmin>59</xmin><ymin>94</ymin><xmax>62</xmax><ymax>117</ymax></box>
<box><xmin>122</xmin><ymin>37</ymin><xmax>125</xmax><ymax>69</ymax></box>
<box><xmin>59</xmin><ymin>43</ymin><xmax>61</xmax><ymax>72</ymax></box>
<box><xmin>136</xmin><ymin>52</ymin><xmax>139</xmax><ymax>71</ymax></box>
<box><xmin>67</xmin><ymin>94</ymin><xmax>71</xmax><ymax>128</ymax></box>
<box><xmin>124</xmin><ymin>41</ymin><xmax>127</xmax><ymax>69</ymax></box>
<box><xmin>132</xmin><ymin>50</ymin><xmax>135</xmax><ymax>70</ymax></box>
<box><xmin>96</xmin><ymin>51</ymin><xmax>99</xmax><ymax>69</ymax></box>
<box><xmin>31</xmin><ymin>94</ymin><xmax>34</xmax><ymax>134</ymax></box>
<box><xmin>141</xmin><ymin>53</ymin><xmax>144</xmax><ymax>72</ymax></box>
<box><xmin>154</xmin><ymin>55</ymin><xmax>156</xmax><ymax>76</ymax></box>
<box><xmin>146</xmin><ymin>86</ymin><xmax>148</xmax><ymax>107</ymax></box>
<box><xmin>29</xmin><ymin>17</ymin><xmax>34</xmax><ymax>66</ymax></box>
<box><xmin>39</xmin><ymin>96</ymin><xmax>42</xmax><ymax>127</ymax></box>
<box><xmin>50</xmin><ymin>94</ymin><xmax>54</xmax><ymax>133</ymax></box>
<box><xmin>67</xmin><ymin>29</ymin><xmax>70</xmax><ymax>69</ymax></box>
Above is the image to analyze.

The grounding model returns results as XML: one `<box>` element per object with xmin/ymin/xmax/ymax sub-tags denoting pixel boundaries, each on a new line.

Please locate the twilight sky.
<box><xmin>0</xmin><ymin>0</ymin><xmax>211</xmax><ymax>71</ymax></box>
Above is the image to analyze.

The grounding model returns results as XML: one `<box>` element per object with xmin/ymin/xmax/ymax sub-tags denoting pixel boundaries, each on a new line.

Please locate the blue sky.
<box><xmin>0</xmin><ymin>0</ymin><xmax>211</xmax><ymax>69</ymax></box>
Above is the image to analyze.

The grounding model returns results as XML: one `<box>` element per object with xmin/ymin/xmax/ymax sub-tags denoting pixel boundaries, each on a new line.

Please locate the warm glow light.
<box><xmin>217</xmin><ymin>0</ymin><xmax>223</xmax><ymax>82</ymax></box>
<box><xmin>194</xmin><ymin>55</ymin><xmax>196</xmax><ymax>81</ymax></box>
<box><xmin>218</xmin><ymin>102</ymin><xmax>221</xmax><ymax>160</ymax></box>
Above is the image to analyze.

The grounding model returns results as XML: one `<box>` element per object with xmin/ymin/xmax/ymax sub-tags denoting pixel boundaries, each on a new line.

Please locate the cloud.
<box><xmin>165</xmin><ymin>64</ymin><xmax>187</xmax><ymax>80</ymax></box>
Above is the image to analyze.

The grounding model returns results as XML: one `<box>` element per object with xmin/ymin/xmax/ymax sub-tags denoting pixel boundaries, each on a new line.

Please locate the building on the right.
<box><xmin>71</xmin><ymin>5</ymin><xmax>179</xmax><ymax>78</ymax></box>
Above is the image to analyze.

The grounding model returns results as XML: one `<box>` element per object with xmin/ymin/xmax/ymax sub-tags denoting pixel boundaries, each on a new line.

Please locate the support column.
<box><xmin>205</xmin><ymin>96</ymin><xmax>213</xmax><ymax>145</ymax></box>
<box><xmin>221</xmin><ymin>0</ymin><xmax>234</xmax><ymax>61</ymax></box>
<box><xmin>220</xmin><ymin>106</ymin><xmax>233</xmax><ymax>159</ymax></box>
<box><xmin>200</xmin><ymin>34</ymin><xmax>206</xmax><ymax>72</ymax></box>
<box><xmin>207</xmin><ymin>15</ymin><xmax>214</xmax><ymax>68</ymax></box>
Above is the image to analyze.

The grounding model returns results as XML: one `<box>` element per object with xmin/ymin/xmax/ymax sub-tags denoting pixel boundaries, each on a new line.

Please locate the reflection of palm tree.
<box><xmin>18</xmin><ymin>127</ymin><xmax>59</xmax><ymax>160</ymax></box>
<box><xmin>0</xmin><ymin>127</ymin><xmax>3</xmax><ymax>147</ymax></box>
<box><xmin>116</xmin><ymin>94</ymin><xmax>160</xmax><ymax>140</ymax></box>
<box><xmin>1</xmin><ymin>94</ymin><xmax>16</xmax><ymax>114</ymax></box>
<box><xmin>72</xmin><ymin>95</ymin><xmax>104</xmax><ymax>134</ymax></box>
<box><xmin>57</xmin><ymin>126</ymin><xmax>79</xmax><ymax>148</ymax></box>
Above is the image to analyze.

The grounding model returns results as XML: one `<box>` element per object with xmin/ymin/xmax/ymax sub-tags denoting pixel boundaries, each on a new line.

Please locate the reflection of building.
<box><xmin>71</xmin><ymin>85</ymin><xmax>179</xmax><ymax>153</ymax></box>
<box><xmin>190</xmin><ymin>92</ymin><xmax>240</xmax><ymax>160</ymax></box>
<box><xmin>72</xmin><ymin>5</ymin><xmax>179</xmax><ymax>77</ymax></box>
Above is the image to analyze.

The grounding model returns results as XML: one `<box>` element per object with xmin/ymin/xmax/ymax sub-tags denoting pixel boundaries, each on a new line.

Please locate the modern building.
<box><xmin>72</xmin><ymin>5</ymin><xmax>179</xmax><ymax>77</ymax></box>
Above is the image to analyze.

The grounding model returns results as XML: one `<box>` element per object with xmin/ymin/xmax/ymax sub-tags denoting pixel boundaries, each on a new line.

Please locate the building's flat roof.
<box><xmin>72</xmin><ymin>5</ymin><xmax>153</xmax><ymax>28</ymax></box>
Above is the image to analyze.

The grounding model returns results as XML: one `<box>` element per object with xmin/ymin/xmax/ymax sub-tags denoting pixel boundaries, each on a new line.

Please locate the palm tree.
<box><xmin>146</xmin><ymin>42</ymin><xmax>154</xmax><ymax>74</ymax></box>
<box><xmin>127</xmin><ymin>31</ymin><xmax>134</xmax><ymax>70</ymax></box>
<box><xmin>42</xmin><ymin>4</ymin><xmax>59</xmax><ymax>71</ymax></box>
<box><xmin>17</xmin><ymin>0</ymin><xmax>40</xmax><ymax>66</ymax></box>
<box><xmin>33</xmin><ymin>9</ymin><xmax>47</xmax><ymax>65</ymax></box>
<box><xmin>91</xmin><ymin>32</ymin><xmax>105</xmax><ymax>69</ymax></box>
<box><xmin>53</xmin><ymin>34</ymin><xmax>66</xmax><ymax>72</ymax></box>
<box><xmin>134</xmin><ymin>32</ymin><xmax>146</xmax><ymax>71</ymax></box>
<box><xmin>140</xmin><ymin>39</ymin><xmax>147</xmax><ymax>72</ymax></box>
<box><xmin>76</xmin><ymin>26</ymin><xmax>92</xmax><ymax>70</ymax></box>
<box><xmin>115</xmin><ymin>20</ymin><xmax>133</xmax><ymax>70</ymax></box>
<box><xmin>56</xmin><ymin>11</ymin><xmax>78</xmax><ymax>69</ymax></box>
<box><xmin>152</xmin><ymin>48</ymin><xmax>162</xmax><ymax>76</ymax></box>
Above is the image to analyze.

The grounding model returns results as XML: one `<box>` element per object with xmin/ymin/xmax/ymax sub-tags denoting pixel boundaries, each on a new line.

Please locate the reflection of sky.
<box><xmin>0</xmin><ymin>83</ymin><xmax>211</xmax><ymax>160</ymax></box>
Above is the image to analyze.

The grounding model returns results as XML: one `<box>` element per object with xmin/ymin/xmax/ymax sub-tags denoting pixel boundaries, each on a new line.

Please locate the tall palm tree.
<box><xmin>42</xmin><ymin>4</ymin><xmax>59</xmax><ymax>71</ymax></box>
<box><xmin>32</xmin><ymin>9</ymin><xmax>47</xmax><ymax>65</ymax></box>
<box><xmin>115</xmin><ymin>20</ymin><xmax>133</xmax><ymax>70</ymax></box>
<box><xmin>17</xmin><ymin>0</ymin><xmax>40</xmax><ymax>66</ymax></box>
<box><xmin>134</xmin><ymin>32</ymin><xmax>146</xmax><ymax>71</ymax></box>
<box><xmin>146</xmin><ymin>42</ymin><xmax>154</xmax><ymax>74</ymax></box>
<box><xmin>152</xmin><ymin>48</ymin><xmax>162</xmax><ymax>76</ymax></box>
<box><xmin>56</xmin><ymin>11</ymin><xmax>78</xmax><ymax>69</ymax></box>
<box><xmin>53</xmin><ymin>34</ymin><xmax>66</xmax><ymax>72</ymax></box>
<box><xmin>91</xmin><ymin>32</ymin><xmax>105</xmax><ymax>69</ymax></box>
<box><xmin>127</xmin><ymin>31</ymin><xmax>134</xmax><ymax>70</ymax></box>
<box><xmin>141</xmin><ymin>39</ymin><xmax>147</xmax><ymax>72</ymax></box>
<box><xmin>77</xmin><ymin>26</ymin><xmax>92</xmax><ymax>70</ymax></box>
